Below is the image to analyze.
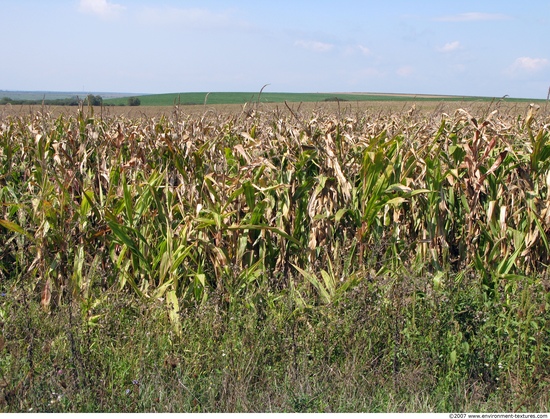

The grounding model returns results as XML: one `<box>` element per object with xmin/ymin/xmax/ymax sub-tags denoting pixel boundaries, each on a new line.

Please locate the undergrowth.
<box><xmin>1</xmin><ymin>267</ymin><xmax>548</xmax><ymax>412</ymax></box>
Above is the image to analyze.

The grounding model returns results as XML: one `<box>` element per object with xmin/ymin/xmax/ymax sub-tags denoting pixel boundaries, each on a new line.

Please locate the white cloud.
<box><xmin>343</xmin><ymin>44</ymin><xmax>371</xmax><ymax>57</ymax></box>
<box><xmin>438</xmin><ymin>41</ymin><xmax>461</xmax><ymax>53</ymax></box>
<box><xmin>295</xmin><ymin>40</ymin><xmax>334</xmax><ymax>53</ymax></box>
<box><xmin>358</xmin><ymin>45</ymin><xmax>371</xmax><ymax>56</ymax></box>
<box><xmin>396</xmin><ymin>66</ymin><xmax>414</xmax><ymax>77</ymax></box>
<box><xmin>507</xmin><ymin>57</ymin><xmax>549</xmax><ymax>74</ymax></box>
<box><xmin>79</xmin><ymin>0</ymin><xmax>125</xmax><ymax>19</ymax></box>
<box><xmin>434</xmin><ymin>12</ymin><xmax>510</xmax><ymax>22</ymax></box>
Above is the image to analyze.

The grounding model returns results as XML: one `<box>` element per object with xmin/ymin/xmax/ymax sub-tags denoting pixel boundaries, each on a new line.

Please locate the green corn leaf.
<box><xmin>122</xmin><ymin>174</ymin><xmax>134</xmax><ymax>224</ymax></box>
<box><xmin>107</xmin><ymin>218</ymin><xmax>150</xmax><ymax>270</ymax></box>
<box><xmin>166</xmin><ymin>290</ymin><xmax>182</xmax><ymax>337</ymax></box>
<box><xmin>81</xmin><ymin>189</ymin><xmax>102</xmax><ymax>221</ymax></box>
<box><xmin>71</xmin><ymin>245</ymin><xmax>85</xmax><ymax>294</ymax></box>
<box><xmin>334</xmin><ymin>208</ymin><xmax>348</xmax><ymax>223</ymax></box>
<box><xmin>496</xmin><ymin>243</ymin><xmax>524</xmax><ymax>276</ymax></box>
<box><xmin>385</xmin><ymin>183</ymin><xmax>413</xmax><ymax>194</ymax></box>
<box><xmin>320</xmin><ymin>269</ymin><xmax>336</xmax><ymax>297</ymax></box>
<box><xmin>292</xmin><ymin>264</ymin><xmax>331</xmax><ymax>304</ymax></box>
<box><xmin>0</xmin><ymin>219</ymin><xmax>33</xmax><ymax>240</ymax></box>
<box><xmin>152</xmin><ymin>281</ymin><xmax>174</xmax><ymax>299</ymax></box>
<box><xmin>229</xmin><ymin>224</ymin><xmax>300</xmax><ymax>245</ymax></box>
<box><xmin>243</xmin><ymin>181</ymin><xmax>256</xmax><ymax>211</ymax></box>
<box><xmin>386</xmin><ymin>197</ymin><xmax>408</xmax><ymax>206</ymax></box>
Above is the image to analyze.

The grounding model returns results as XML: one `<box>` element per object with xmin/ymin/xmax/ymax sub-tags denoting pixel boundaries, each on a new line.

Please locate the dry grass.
<box><xmin>0</xmin><ymin>99</ymin><xmax>529</xmax><ymax>119</ymax></box>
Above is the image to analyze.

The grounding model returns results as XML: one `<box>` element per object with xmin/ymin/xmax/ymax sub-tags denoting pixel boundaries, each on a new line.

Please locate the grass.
<box><xmin>3</xmin><ymin>273</ymin><xmax>548</xmax><ymax>412</ymax></box>
<box><xmin>0</xmin><ymin>101</ymin><xmax>549</xmax><ymax>412</ymax></box>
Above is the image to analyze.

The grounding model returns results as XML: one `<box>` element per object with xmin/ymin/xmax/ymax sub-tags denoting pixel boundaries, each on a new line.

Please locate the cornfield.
<box><xmin>1</xmin><ymin>103</ymin><xmax>550</xmax><ymax>312</ymax></box>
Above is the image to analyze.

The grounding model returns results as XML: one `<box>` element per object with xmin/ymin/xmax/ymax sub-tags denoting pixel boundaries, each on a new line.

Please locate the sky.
<box><xmin>1</xmin><ymin>0</ymin><xmax>549</xmax><ymax>99</ymax></box>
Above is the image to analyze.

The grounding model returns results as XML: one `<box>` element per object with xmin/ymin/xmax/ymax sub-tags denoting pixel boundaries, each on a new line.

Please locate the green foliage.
<box><xmin>1</xmin><ymin>272</ymin><xmax>548</xmax><ymax>412</ymax></box>
<box><xmin>0</xmin><ymin>96</ymin><xmax>98</xmax><ymax>106</ymax></box>
<box><xmin>127</xmin><ymin>97</ymin><xmax>141</xmax><ymax>106</ymax></box>
<box><xmin>86</xmin><ymin>95</ymin><xmax>103</xmax><ymax>106</ymax></box>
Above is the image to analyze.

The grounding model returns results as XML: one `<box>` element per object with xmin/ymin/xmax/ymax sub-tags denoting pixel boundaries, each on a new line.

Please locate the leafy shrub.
<box><xmin>128</xmin><ymin>97</ymin><xmax>141</xmax><ymax>106</ymax></box>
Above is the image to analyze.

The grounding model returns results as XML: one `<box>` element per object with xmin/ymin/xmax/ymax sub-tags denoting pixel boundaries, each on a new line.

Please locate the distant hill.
<box><xmin>1</xmin><ymin>90</ymin><xmax>544</xmax><ymax>107</ymax></box>
<box><xmin>103</xmin><ymin>91</ymin><xmax>546</xmax><ymax>106</ymax></box>
<box><xmin>101</xmin><ymin>91</ymin><xmax>528</xmax><ymax>107</ymax></box>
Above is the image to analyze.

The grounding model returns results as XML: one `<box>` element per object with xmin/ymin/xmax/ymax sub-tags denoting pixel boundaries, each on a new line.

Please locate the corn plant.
<box><xmin>1</xmin><ymin>102</ymin><xmax>549</xmax><ymax>318</ymax></box>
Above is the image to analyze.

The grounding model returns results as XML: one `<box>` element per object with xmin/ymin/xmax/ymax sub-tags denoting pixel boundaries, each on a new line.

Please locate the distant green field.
<box><xmin>2</xmin><ymin>91</ymin><xmax>544</xmax><ymax>107</ymax></box>
<box><xmin>103</xmin><ymin>91</ymin><xmax>517</xmax><ymax>106</ymax></box>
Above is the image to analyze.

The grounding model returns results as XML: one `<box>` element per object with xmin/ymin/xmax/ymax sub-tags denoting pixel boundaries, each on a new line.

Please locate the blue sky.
<box><xmin>2</xmin><ymin>0</ymin><xmax>549</xmax><ymax>98</ymax></box>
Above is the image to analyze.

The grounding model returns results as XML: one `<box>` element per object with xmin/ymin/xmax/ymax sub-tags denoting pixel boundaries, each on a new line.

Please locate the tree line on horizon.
<box><xmin>0</xmin><ymin>94</ymin><xmax>141</xmax><ymax>106</ymax></box>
